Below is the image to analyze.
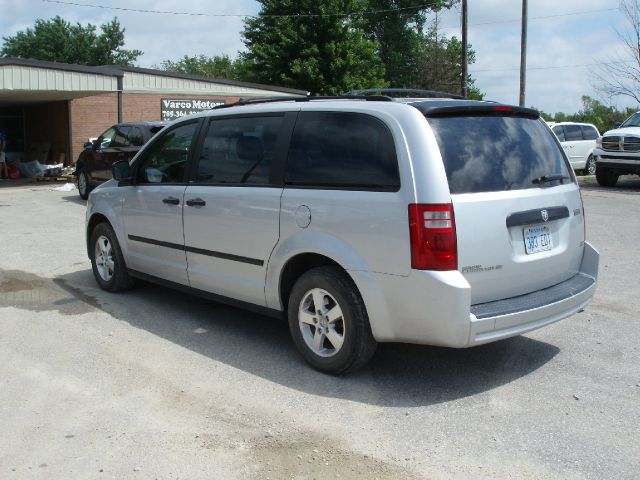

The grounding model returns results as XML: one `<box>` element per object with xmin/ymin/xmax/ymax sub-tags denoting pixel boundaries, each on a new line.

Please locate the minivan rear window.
<box><xmin>428</xmin><ymin>115</ymin><xmax>572</xmax><ymax>194</ymax></box>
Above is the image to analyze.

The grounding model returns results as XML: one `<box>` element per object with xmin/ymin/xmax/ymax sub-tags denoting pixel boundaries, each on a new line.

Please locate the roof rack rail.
<box><xmin>212</xmin><ymin>94</ymin><xmax>394</xmax><ymax>110</ymax></box>
<box><xmin>345</xmin><ymin>88</ymin><xmax>465</xmax><ymax>100</ymax></box>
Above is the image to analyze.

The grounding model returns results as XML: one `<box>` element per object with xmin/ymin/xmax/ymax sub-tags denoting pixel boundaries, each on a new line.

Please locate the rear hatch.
<box><xmin>425</xmin><ymin>106</ymin><xmax>584</xmax><ymax>304</ymax></box>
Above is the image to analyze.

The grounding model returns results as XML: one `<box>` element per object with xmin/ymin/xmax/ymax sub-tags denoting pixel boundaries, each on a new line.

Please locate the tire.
<box><xmin>287</xmin><ymin>266</ymin><xmax>377</xmax><ymax>374</ymax></box>
<box><xmin>585</xmin><ymin>155</ymin><xmax>596</xmax><ymax>176</ymax></box>
<box><xmin>89</xmin><ymin>222</ymin><xmax>134</xmax><ymax>292</ymax></box>
<box><xmin>77</xmin><ymin>169</ymin><xmax>91</xmax><ymax>200</ymax></box>
<box><xmin>595</xmin><ymin>165</ymin><xmax>619</xmax><ymax>187</ymax></box>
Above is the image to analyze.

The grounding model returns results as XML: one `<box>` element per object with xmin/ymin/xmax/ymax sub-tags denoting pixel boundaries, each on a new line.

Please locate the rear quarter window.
<box><xmin>285</xmin><ymin>112</ymin><xmax>400</xmax><ymax>190</ymax></box>
<box><xmin>581</xmin><ymin>126</ymin><xmax>599</xmax><ymax>140</ymax></box>
<box><xmin>428</xmin><ymin>115</ymin><xmax>572</xmax><ymax>194</ymax></box>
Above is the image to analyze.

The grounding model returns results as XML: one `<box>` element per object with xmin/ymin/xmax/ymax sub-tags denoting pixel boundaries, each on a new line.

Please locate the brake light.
<box><xmin>408</xmin><ymin>203</ymin><xmax>457</xmax><ymax>270</ymax></box>
<box><xmin>494</xmin><ymin>105</ymin><xmax>513</xmax><ymax>112</ymax></box>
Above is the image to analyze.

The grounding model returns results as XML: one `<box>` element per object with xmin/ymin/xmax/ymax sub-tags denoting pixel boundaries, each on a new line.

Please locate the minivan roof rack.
<box><xmin>345</xmin><ymin>88</ymin><xmax>465</xmax><ymax>99</ymax></box>
<box><xmin>212</xmin><ymin>94</ymin><xmax>395</xmax><ymax>110</ymax></box>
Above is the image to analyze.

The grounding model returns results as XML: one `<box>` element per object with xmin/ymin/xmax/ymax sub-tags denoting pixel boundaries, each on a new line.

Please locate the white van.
<box><xmin>549</xmin><ymin>122</ymin><xmax>600</xmax><ymax>174</ymax></box>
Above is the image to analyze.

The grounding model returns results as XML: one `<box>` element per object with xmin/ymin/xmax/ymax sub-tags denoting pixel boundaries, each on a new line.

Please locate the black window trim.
<box><xmin>282</xmin><ymin>111</ymin><xmax>402</xmax><ymax>192</ymax></box>
<box><xmin>131</xmin><ymin>118</ymin><xmax>204</xmax><ymax>186</ymax></box>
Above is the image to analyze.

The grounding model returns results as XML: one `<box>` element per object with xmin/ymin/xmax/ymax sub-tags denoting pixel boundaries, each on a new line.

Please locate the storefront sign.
<box><xmin>161</xmin><ymin>99</ymin><xmax>224</xmax><ymax>120</ymax></box>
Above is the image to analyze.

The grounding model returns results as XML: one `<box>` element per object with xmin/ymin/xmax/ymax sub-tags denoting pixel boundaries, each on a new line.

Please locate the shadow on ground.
<box><xmin>2</xmin><ymin>267</ymin><xmax>560</xmax><ymax>407</ymax></box>
<box><xmin>579</xmin><ymin>175</ymin><xmax>640</xmax><ymax>194</ymax></box>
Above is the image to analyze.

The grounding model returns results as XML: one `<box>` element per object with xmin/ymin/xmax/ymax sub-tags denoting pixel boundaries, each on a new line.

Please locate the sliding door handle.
<box><xmin>186</xmin><ymin>198</ymin><xmax>206</xmax><ymax>207</ymax></box>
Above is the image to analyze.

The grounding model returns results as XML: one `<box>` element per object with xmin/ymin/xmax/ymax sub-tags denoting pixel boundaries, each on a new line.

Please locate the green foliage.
<box><xmin>361</xmin><ymin>0</ymin><xmax>457</xmax><ymax>87</ymax></box>
<box><xmin>541</xmin><ymin>96</ymin><xmax>639</xmax><ymax>134</ymax></box>
<box><xmin>1</xmin><ymin>16</ymin><xmax>141</xmax><ymax>66</ymax></box>
<box><xmin>414</xmin><ymin>28</ymin><xmax>483</xmax><ymax>99</ymax></box>
<box><xmin>158</xmin><ymin>54</ymin><xmax>250</xmax><ymax>81</ymax></box>
<box><xmin>242</xmin><ymin>0</ymin><xmax>386</xmax><ymax>95</ymax></box>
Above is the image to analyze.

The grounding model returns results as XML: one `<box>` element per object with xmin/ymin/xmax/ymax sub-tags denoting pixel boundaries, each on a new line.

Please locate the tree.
<box><xmin>542</xmin><ymin>96</ymin><xmax>636</xmax><ymax>134</ymax></box>
<box><xmin>158</xmin><ymin>54</ymin><xmax>250</xmax><ymax>81</ymax></box>
<box><xmin>361</xmin><ymin>0</ymin><xmax>457</xmax><ymax>86</ymax></box>
<box><xmin>242</xmin><ymin>0</ymin><xmax>386</xmax><ymax>95</ymax></box>
<box><xmin>414</xmin><ymin>23</ymin><xmax>484</xmax><ymax>99</ymax></box>
<box><xmin>595</xmin><ymin>0</ymin><xmax>640</xmax><ymax>103</ymax></box>
<box><xmin>1</xmin><ymin>16</ymin><xmax>141</xmax><ymax>66</ymax></box>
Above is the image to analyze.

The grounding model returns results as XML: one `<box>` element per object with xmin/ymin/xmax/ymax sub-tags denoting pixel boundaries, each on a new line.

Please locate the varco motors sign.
<box><xmin>161</xmin><ymin>99</ymin><xmax>224</xmax><ymax>120</ymax></box>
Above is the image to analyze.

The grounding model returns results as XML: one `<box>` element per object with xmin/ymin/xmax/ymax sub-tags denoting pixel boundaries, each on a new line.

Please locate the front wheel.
<box><xmin>585</xmin><ymin>155</ymin><xmax>596</xmax><ymax>176</ymax></box>
<box><xmin>89</xmin><ymin>222</ymin><xmax>134</xmax><ymax>292</ymax></box>
<box><xmin>595</xmin><ymin>166</ymin><xmax>619</xmax><ymax>187</ymax></box>
<box><xmin>77</xmin><ymin>170</ymin><xmax>91</xmax><ymax>200</ymax></box>
<box><xmin>287</xmin><ymin>266</ymin><xmax>377</xmax><ymax>374</ymax></box>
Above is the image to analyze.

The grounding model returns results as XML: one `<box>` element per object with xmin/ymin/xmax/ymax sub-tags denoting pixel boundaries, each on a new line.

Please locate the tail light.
<box><xmin>579</xmin><ymin>188</ymin><xmax>587</xmax><ymax>240</ymax></box>
<box><xmin>408</xmin><ymin>203</ymin><xmax>457</xmax><ymax>270</ymax></box>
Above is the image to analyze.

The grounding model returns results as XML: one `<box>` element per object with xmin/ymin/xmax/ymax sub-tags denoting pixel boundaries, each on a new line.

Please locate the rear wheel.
<box><xmin>585</xmin><ymin>155</ymin><xmax>596</xmax><ymax>176</ymax></box>
<box><xmin>287</xmin><ymin>266</ymin><xmax>377</xmax><ymax>374</ymax></box>
<box><xmin>595</xmin><ymin>166</ymin><xmax>619</xmax><ymax>187</ymax></box>
<box><xmin>77</xmin><ymin>170</ymin><xmax>91</xmax><ymax>200</ymax></box>
<box><xmin>90</xmin><ymin>222</ymin><xmax>134</xmax><ymax>292</ymax></box>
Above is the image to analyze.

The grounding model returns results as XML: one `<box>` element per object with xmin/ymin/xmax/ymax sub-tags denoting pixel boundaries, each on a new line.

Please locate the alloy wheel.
<box><xmin>298</xmin><ymin>288</ymin><xmax>345</xmax><ymax>357</ymax></box>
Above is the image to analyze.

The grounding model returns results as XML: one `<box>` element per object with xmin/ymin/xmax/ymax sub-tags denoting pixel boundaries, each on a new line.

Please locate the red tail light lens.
<box><xmin>408</xmin><ymin>203</ymin><xmax>458</xmax><ymax>270</ymax></box>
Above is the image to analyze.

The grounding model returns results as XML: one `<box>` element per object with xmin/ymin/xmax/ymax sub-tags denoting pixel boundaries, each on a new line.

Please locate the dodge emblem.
<box><xmin>541</xmin><ymin>209</ymin><xmax>549</xmax><ymax>222</ymax></box>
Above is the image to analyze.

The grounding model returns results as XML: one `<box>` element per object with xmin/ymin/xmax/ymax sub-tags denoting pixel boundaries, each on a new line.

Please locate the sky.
<box><xmin>0</xmin><ymin>0</ymin><xmax>633</xmax><ymax>114</ymax></box>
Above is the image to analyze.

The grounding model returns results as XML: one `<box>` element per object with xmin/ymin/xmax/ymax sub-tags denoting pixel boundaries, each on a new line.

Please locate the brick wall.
<box><xmin>70</xmin><ymin>93</ymin><xmax>118</xmax><ymax>164</ymax></box>
<box><xmin>69</xmin><ymin>93</ymin><xmax>240</xmax><ymax>163</ymax></box>
<box><xmin>24</xmin><ymin>101</ymin><xmax>69</xmax><ymax>165</ymax></box>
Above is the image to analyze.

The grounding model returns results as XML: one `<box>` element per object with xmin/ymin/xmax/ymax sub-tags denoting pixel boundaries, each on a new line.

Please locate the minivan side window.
<box><xmin>552</xmin><ymin>126</ymin><xmax>565</xmax><ymax>141</ymax></box>
<box><xmin>564</xmin><ymin>125</ymin><xmax>583</xmax><ymax>141</ymax></box>
<box><xmin>135</xmin><ymin>122</ymin><xmax>198</xmax><ymax>184</ymax></box>
<box><xmin>581</xmin><ymin>126</ymin><xmax>599</xmax><ymax>140</ymax></box>
<box><xmin>285</xmin><ymin>112</ymin><xmax>400</xmax><ymax>190</ymax></box>
<box><xmin>195</xmin><ymin>116</ymin><xmax>283</xmax><ymax>184</ymax></box>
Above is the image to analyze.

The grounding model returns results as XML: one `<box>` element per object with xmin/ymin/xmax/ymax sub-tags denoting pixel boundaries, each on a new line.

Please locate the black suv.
<box><xmin>75</xmin><ymin>121</ymin><xmax>166</xmax><ymax>199</ymax></box>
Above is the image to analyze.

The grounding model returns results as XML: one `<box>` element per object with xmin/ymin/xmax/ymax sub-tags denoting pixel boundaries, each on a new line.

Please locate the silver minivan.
<box><xmin>85</xmin><ymin>93</ymin><xmax>599</xmax><ymax>373</ymax></box>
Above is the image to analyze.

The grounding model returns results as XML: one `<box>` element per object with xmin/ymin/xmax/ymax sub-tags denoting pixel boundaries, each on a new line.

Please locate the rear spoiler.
<box><xmin>419</xmin><ymin>104</ymin><xmax>540</xmax><ymax>119</ymax></box>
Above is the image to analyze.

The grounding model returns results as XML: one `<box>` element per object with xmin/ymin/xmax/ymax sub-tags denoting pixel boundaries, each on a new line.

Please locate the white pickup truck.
<box><xmin>593</xmin><ymin>112</ymin><xmax>640</xmax><ymax>186</ymax></box>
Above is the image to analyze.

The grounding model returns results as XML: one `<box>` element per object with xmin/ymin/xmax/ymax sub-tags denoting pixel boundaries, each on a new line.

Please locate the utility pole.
<box><xmin>519</xmin><ymin>0</ymin><xmax>528</xmax><ymax>107</ymax></box>
<box><xmin>461</xmin><ymin>0</ymin><xmax>468</xmax><ymax>98</ymax></box>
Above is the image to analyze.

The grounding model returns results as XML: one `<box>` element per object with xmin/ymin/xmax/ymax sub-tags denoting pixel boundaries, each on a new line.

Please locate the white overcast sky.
<box><xmin>1</xmin><ymin>0</ymin><xmax>633</xmax><ymax>113</ymax></box>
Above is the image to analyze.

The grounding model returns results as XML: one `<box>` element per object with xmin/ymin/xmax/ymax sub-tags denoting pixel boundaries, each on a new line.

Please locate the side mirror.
<box><xmin>112</xmin><ymin>160</ymin><xmax>133</xmax><ymax>184</ymax></box>
<box><xmin>614</xmin><ymin>122</ymin><xmax>622</xmax><ymax>128</ymax></box>
<box><xmin>84</xmin><ymin>141</ymin><xmax>95</xmax><ymax>150</ymax></box>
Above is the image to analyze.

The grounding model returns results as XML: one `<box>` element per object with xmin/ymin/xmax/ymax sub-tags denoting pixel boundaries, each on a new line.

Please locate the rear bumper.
<box><xmin>355</xmin><ymin>242</ymin><xmax>599</xmax><ymax>347</ymax></box>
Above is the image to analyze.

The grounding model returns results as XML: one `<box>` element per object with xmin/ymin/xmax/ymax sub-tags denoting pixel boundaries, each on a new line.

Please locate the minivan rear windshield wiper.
<box><xmin>532</xmin><ymin>174</ymin><xmax>569</xmax><ymax>185</ymax></box>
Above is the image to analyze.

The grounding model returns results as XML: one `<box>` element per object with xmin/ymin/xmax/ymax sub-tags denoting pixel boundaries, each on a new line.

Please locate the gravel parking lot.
<box><xmin>0</xmin><ymin>178</ymin><xmax>639</xmax><ymax>479</ymax></box>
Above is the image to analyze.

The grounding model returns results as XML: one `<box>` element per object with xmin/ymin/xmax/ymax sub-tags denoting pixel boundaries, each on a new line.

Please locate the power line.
<box><xmin>41</xmin><ymin>0</ymin><xmax>442</xmax><ymax>18</ymax></box>
<box><xmin>469</xmin><ymin>7</ymin><xmax>618</xmax><ymax>27</ymax></box>
<box><xmin>41</xmin><ymin>0</ymin><xmax>619</xmax><ymax>23</ymax></box>
<box><xmin>472</xmin><ymin>60</ymin><xmax>634</xmax><ymax>73</ymax></box>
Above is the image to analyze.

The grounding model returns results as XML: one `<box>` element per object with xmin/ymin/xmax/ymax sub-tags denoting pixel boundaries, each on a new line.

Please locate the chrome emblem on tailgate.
<box><xmin>541</xmin><ymin>209</ymin><xmax>549</xmax><ymax>222</ymax></box>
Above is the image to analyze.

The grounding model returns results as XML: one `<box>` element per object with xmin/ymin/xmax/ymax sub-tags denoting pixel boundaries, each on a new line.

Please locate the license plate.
<box><xmin>524</xmin><ymin>225</ymin><xmax>553</xmax><ymax>254</ymax></box>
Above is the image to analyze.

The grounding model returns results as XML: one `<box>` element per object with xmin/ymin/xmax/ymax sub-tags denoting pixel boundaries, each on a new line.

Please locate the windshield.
<box><xmin>620</xmin><ymin>112</ymin><xmax>640</xmax><ymax>128</ymax></box>
<box><xmin>428</xmin><ymin>115</ymin><xmax>573</xmax><ymax>194</ymax></box>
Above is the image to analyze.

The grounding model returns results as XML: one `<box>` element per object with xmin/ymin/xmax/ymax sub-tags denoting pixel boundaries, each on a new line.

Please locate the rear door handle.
<box><xmin>162</xmin><ymin>196</ymin><xmax>180</xmax><ymax>205</ymax></box>
<box><xmin>186</xmin><ymin>198</ymin><xmax>206</xmax><ymax>207</ymax></box>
